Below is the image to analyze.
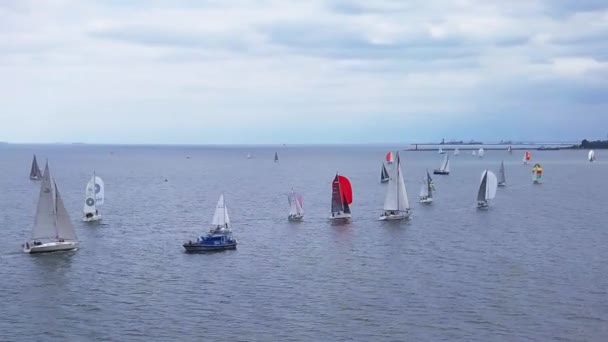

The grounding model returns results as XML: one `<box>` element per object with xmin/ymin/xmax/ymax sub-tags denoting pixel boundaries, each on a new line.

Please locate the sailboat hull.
<box><xmin>498</xmin><ymin>182</ymin><xmax>506</xmax><ymax>187</ymax></box>
<box><xmin>183</xmin><ymin>242</ymin><xmax>237</xmax><ymax>252</ymax></box>
<box><xmin>380</xmin><ymin>178</ymin><xmax>389</xmax><ymax>184</ymax></box>
<box><xmin>419</xmin><ymin>197</ymin><xmax>433</xmax><ymax>204</ymax></box>
<box><xmin>288</xmin><ymin>214</ymin><xmax>304</xmax><ymax>222</ymax></box>
<box><xmin>29</xmin><ymin>176</ymin><xmax>41</xmax><ymax>181</ymax></box>
<box><xmin>433</xmin><ymin>170</ymin><xmax>449</xmax><ymax>175</ymax></box>
<box><xmin>379</xmin><ymin>210</ymin><xmax>411</xmax><ymax>221</ymax></box>
<box><xmin>83</xmin><ymin>214</ymin><xmax>102</xmax><ymax>222</ymax></box>
<box><xmin>329</xmin><ymin>212</ymin><xmax>351</xmax><ymax>221</ymax></box>
<box><xmin>477</xmin><ymin>201</ymin><xmax>489</xmax><ymax>209</ymax></box>
<box><xmin>24</xmin><ymin>241</ymin><xmax>78</xmax><ymax>254</ymax></box>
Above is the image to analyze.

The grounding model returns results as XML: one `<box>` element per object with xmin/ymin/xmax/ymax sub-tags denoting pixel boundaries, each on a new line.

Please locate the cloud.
<box><xmin>0</xmin><ymin>0</ymin><xmax>607</xmax><ymax>143</ymax></box>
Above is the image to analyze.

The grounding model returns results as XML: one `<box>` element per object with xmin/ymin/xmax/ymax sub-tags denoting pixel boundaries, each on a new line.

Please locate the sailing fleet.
<box><xmin>21</xmin><ymin>147</ymin><xmax>596</xmax><ymax>255</ymax></box>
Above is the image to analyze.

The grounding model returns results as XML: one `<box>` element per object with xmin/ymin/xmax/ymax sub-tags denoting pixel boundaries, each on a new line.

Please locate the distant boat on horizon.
<box><xmin>523</xmin><ymin>151</ymin><xmax>531</xmax><ymax>164</ymax></box>
<box><xmin>588</xmin><ymin>150</ymin><xmax>596</xmax><ymax>162</ymax></box>
<box><xmin>498</xmin><ymin>161</ymin><xmax>506</xmax><ymax>187</ymax></box>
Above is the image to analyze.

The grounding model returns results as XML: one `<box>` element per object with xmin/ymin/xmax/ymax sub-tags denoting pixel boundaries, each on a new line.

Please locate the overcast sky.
<box><xmin>1</xmin><ymin>0</ymin><xmax>607</xmax><ymax>144</ymax></box>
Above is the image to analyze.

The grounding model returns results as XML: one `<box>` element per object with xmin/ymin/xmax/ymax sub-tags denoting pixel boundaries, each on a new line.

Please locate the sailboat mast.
<box><xmin>395</xmin><ymin>153</ymin><xmax>400</xmax><ymax>210</ymax></box>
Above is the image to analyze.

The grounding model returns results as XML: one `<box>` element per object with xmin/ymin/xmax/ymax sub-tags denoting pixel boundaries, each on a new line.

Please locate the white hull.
<box><xmin>379</xmin><ymin>210</ymin><xmax>411</xmax><ymax>221</ymax></box>
<box><xmin>419</xmin><ymin>197</ymin><xmax>433</xmax><ymax>204</ymax></box>
<box><xmin>329</xmin><ymin>212</ymin><xmax>351</xmax><ymax>221</ymax></box>
<box><xmin>288</xmin><ymin>214</ymin><xmax>304</xmax><ymax>222</ymax></box>
<box><xmin>498</xmin><ymin>182</ymin><xmax>506</xmax><ymax>187</ymax></box>
<box><xmin>477</xmin><ymin>201</ymin><xmax>489</xmax><ymax>209</ymax></box>
<box><xmin>24</xmin><ymin>241</ymin><xmax>78</xmax><ymax>254</ymax></box>
<box><xmin>83</xmin><ymin>214</ymin><xmax>102</xmax><ymax>222</ymax></box>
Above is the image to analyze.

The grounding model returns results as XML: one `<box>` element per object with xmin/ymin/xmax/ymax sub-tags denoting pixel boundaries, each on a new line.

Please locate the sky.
<box><xmin>0</xmin><ymin>0</ymin><xmax>607</xmax><ymax>144</ymax></box>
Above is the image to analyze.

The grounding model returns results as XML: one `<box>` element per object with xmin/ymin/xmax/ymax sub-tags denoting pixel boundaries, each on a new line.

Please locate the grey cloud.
<box><xmin>90</xmin><ymin>27</ymin><xmax>250</xmax><ymax>52</ymax></box>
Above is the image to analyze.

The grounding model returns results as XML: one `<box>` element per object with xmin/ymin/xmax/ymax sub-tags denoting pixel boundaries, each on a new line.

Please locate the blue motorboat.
<box><xmin>183</xmin><ymin>194</ymin><xmax>237</xmax><ymax>252</ymax></box>
<box><xmin>183</xmin><ymin>227</ymin><xmax>237</xmax><ymax>252</ymax></box>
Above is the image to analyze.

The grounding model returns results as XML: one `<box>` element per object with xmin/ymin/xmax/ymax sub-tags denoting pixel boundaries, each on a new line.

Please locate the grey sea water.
<box><xmin>0</xmin><ymin>145</ymin><xmax>606</xmax><ymax>341</ymax></box>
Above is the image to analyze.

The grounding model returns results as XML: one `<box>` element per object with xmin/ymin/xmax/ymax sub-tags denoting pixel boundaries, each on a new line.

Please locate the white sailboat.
<box><xmin>478</xmin><ymin>148</ymin><xmax>485</xmax><ymax>158</ymax></box>
<box><xmin>438</xmin><ymin>148</ymin><xmax>445</xmax><ymax>154</ymax></box>
<box><xmin>29</xmin><ymin>154</ymin><xmax>43</xmax><ymax>180</ymax></box>
<box><xmin>380</xmin><ymin>152</ymin><xmax>411</xmax><ymax>220</ymax></box>
<box><xmin>83</xmin><ymin>173</ymin><xmax>104</xmax><ymax>222</ymax></box>
<box><xmin>454</xmin><ymin>148</ymin><xmax>460</xmax><ymax>156</ymax></box>
<box><xmin>433</xmin><ymin>154</ymin><xmax>450</xmax><ymax>175</ymax></box>
<box><xmin>472</xmin><ymin>150</ymin><xmax>477</xmax><ymax>156</ymax></box>
<box><xmin>288</xmin><ymin>190</ymin><xmax>304</xmax><ymax>221</ymax></box>
<box><xmin>507</xmin><ymin>145</ymin><xmax>512</xmax><ymax>153</ymax></box>
<box><xmin>419</xmin><ymin>171</ymin><xmax>433</xmax><ymax>204</ymax></box>
<box><xmin>498</xmin><ymin>161</ymin><xmax>507</xmax><ymax>187</ymax></box>
<box><xmin>23</xmin><ymin>162</ymin><xmax>79</xmax><ymax>254</ymax></box>
<box><xmin>246</xmin><ymin>153</ymin><xmax>252</xmax><ymax>159</ymax></box>
<box><xmin>330</xmin><ymin>173</ymin><xmax>353</xmax><ymax>221</ymax></box>
<box><xmin>477</xmin><ymin>170</ymin><xmax>498</xmax><ymax>209</ymax></box>
<box><xmin>588</xmin><ymin>150</ymin><xmax>596</xmax><ymax>162</ymax></box>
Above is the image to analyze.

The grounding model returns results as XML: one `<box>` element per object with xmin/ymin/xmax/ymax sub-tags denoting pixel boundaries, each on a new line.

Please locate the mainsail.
<box><xmin>211</xmin><ymin>194</ymin><xmax>230</xmax><ymax>228</ymax></box>
<box><xmin>288</xmin><ymin>191</ymin><xmax>304</xmax><ymax>216</ymax></box>
<box><xmin>331</xmin><ymin>174</ymin><xmax>353</xmax><ymax>214</ymax></box>
<box><xmin>478</xmin><ymin>148</ymin><xmax>485</xmax><ymax>157</ymax></box>
<box><xmin>83</xmin><ymin>174</ymin><xmax>104</xmax><ymax>214</ymax></box>
<box><xmin>498</xmin><ymin>161</ymin><xmax>506</xmax><ymax>184</ymax></box>
<box><xmin>589</xmin><ymin>150</ymin><xmax>596</xmax><ymax>162</ymax></box>
<box><xmin>477</xmin><ymin>171</ymin><xmax>488</xmax><ymax>202</ymax></box>
<box><xmin>383</xmin><ymin>152</ymin><xmax>409</xmax><ymax>212</ymax></box>
<box><xmin>29</xmin><ymin>155</ymin><xmax>42</xmax><ymax>179</ymax></box>
<box><xmin>426</xmin><ymin>170</ymin><xmax>435</xmax><ymax>190</ymax></box>
<box><xmin>477</xmin><ymin>170</ymin><xmax>497</xmax><ymax>202</ymax></box>
<box><xmin>440</xmin><ymin>155</ymin><xmax>450</xmax><ymax>172</ymax></box>
<box><xmin>380</xmin><ymin>163</ymin><xmax>389</xmax><ymax>182</ymax></box>
<box><xmin>32</xmin><ymin>162</ymin><xmax>77</xmax><ymax>241</ymax></box>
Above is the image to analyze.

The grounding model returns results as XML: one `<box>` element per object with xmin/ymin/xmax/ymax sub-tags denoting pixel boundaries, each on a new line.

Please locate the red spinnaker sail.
<box><xmin>338</xmin><ymin>176</ymin><xmax>353</xmax><ymax>204</ymax></box>
<box><xmin>386</xmin><ymin>152</ymin><xmax>394</xmax><ymax>163</ymax></box>
<box><xmin>525</xmin><ymin>151</ymin><xmax>531</xmax><ymax>161</ymax></box>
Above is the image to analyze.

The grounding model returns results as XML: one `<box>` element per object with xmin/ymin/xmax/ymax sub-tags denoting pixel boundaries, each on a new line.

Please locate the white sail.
<box><xmin>288</xmin><ymin>191</ymin><xmax>303</xmax><ymax>216</ymax></box>
<box><xmin>94</xmin><ymin>176</ymin><xmax>104</xmax><ymax>205</ymax></box>
<box><xmin>419</xmin><ymin>178</ymin><xmax>429</xmax><ymax>198</ymax></box>
<box><xmin>484</xmin><ymin>171</ymin><xmax>498</xmax><ymax>200</ymax></box>
<box><xmin>498</xmin><ymin>161</ymin><xmax>506</xmax><ymax>184</ymax></box>
<box><xmin>295</xmin><ymin>195</ymin><xmax>304</xmax><ymax>215</ymax></box>
<box><xmin>454</xmin><ymin>148</ymin><xmax>460</xmax><ymax>155</ymax></box>
<box><xmin>478</xmin><ymin>148</ymin><xmax>485</xmax><ymax>157</ymax></box>
<box><xmin>55</xmin><ymin>183</ymin><xmax>78</xmax><ymax>241</ymax></box>
<box><xmin>83</xmin><ymin>176</ymin><xmax>97</xmax><ymax>214</ymax></box>
<box><xmin>438</xmin><ymin>148</ymin><xmax>443</xmax><ymax>154</ymax></box>
<box><xmin>32</xmin><ymin>163</ymin><xmax>57</xmax><ymax>240</ymax></box>
<box><xmin>440</xmin><ymin>155</ymin><xmax>450</xmax><ymax>172</ymax></box>
<box><xmin>383</xmin><ymin>153</ymin><xmax>409</xmax><ymax>211</ymax></box>
<box><xmin>211</xmin><ymin>194</ymin><xmax>230</xmax><ymax>228</ymax></box>
<box><xmin>472</xmin><ymin>150</ymin><xmax>477</xmax><ymax>156</ymax></box>
<box><xmin>32</xmin><ymin>162</ymin><xmax>77</xmax><ymax>241</ymax></box>
<box><xmin>589</xmin><ymin>150</ymin><xmax>595</xmax><ymax>162</ymax></box>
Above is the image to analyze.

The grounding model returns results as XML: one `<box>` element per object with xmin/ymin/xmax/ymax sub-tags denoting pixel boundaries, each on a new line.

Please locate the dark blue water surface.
<box><xmin>0</xmin><ymin>145</ymin><xmax>606</xmax><ymax>341</ymax></box>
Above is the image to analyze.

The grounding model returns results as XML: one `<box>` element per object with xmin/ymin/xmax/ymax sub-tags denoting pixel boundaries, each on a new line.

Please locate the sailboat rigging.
<box><xmin>380</xmin><ymin>152</ymin><xmax>411</xmax><ymax>220</ymax></box>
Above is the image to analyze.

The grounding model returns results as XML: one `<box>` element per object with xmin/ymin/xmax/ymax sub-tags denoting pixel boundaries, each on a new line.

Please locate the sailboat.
<box><xmin>438</xmin><ymin>148</ymin><xmax>445</xmax><ymax>154</ymax></box>
<box><xmin>246</xmin><ymin>153</ymin><xmax>252</xmax><ymax>159</ymax></box>
<box><xmin>29</xmin><ymin>154</ymin><xmax>43</xmax><ymax>180</ymax></box>
<box><xmin>274</xmin><ymin>152</ymin><xmax>279</xmax><ymax>162</ymax></box>
<box><xmin>380</xmin><ymin>152</ymin><xmax>411</xmax><ymax>220</ymax></box>
<box><xmin>454</xmin><ymin>148</ymin><xmax>460</xmax><ymax>156</ymax></box>
<box><xmin>380</xmin><ymin>163</ymin><xmax>390</xmax><ymax>183</ymax></box>
<box><xmin>532</xmin><ymin>163</ymin><xmax>543</xmax><ymax>184</ymax></box>
<box><xmin>386</xmin><ymin>151</ymin><xmax>394</xmax><ymax>164</ymax></box>
<box><xmin>288</xmin><ymin>190</ymin><xmax>304</xmax><ymax>221</ymax></box>
<box><xmin>523</xmin><ymin>151</ymin><xmax>531</xmax><ymax>164</ymax></box>
<box><xmin>472</xmin><ymin>150</ymin><xmax>477</xmax><ymax>156</ymax></box>
<box><xmin>477</xmin><ymin>170</ymin><xmax>498</xmax><ymax>209</ymax></box>
<box><xmin>83</xmin><ymin>173</ymin><xmax>104</xmax><ymax>222</ymax></box>
<box><xmin>433</xmin><ymin>154</ymin><xmax>450</xmax><ymax>175</ymax></box>
<box><xmin>330</xmin><ymin>173</ymin><xmax>353</xmax><ymax>221</ymax></box>
<box><xmin>508</xmin><ymin>145</ymin><xmax>512</xmax><ymax>153</ymax></box>
<box><xmin>183</xmin><ymin>194</ymin><xmax>237</xmax><ymax>252</ymax></box>
<box><xmin>478</xmin><ymin>148</ymin><xmax>485</xmax><ymax>158</ymax></box>
<box><xmin>588</xmin><ymin>150</ymin><xmax>596</xmax><ymax>162</ymax></box>
<box><xmin>419</xmin><ymin>172</ymin><xmax>433</xmax><ymax>204</ymax></box>
<box><xmin>498</xmin><ymin>161</ymin><xmax>507</xmax><ymax>187</ymax></box>
<box><xmin>23</xmin><ymin>162</ymin><xmax>79</xmax><ymax>254</ymax></box>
